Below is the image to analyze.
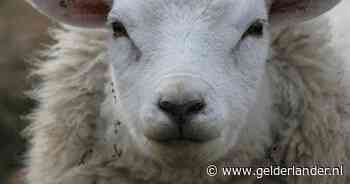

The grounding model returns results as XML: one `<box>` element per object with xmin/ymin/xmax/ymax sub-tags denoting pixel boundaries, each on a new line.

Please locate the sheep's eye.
<box><xmin>112</xmin><ymin>21</ymin><xmax>128</xmax><ymax>38</ymax></box>
<box><xmin>242</xmin><ymin>20</ymin><xmax>265</xmax><ymax>39</ymax></box>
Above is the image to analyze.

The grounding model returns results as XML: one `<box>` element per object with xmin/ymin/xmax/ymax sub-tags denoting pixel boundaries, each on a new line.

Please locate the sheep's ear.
<box><xmin>269</xmin><ymin>0</ymin><xmax>341</xmax><ymax>26</ymax></box>
<box><xmin>26</xmin><ymin>0</ymin><xmax>112</xmax><ymax>28</ymax></box>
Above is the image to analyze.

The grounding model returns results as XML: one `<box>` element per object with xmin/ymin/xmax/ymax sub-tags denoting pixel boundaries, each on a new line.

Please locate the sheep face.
<box><xmin>108</xmin><ymin>0</ymin><xmax>269</xmax><ymax>165</ymax></box>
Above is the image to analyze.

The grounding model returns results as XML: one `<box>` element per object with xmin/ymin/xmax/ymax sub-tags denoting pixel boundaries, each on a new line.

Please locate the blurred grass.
<box><xmin>0</xmin><ymin>0</ymin><xmax>50</xmax><ymax>183</ymax></box>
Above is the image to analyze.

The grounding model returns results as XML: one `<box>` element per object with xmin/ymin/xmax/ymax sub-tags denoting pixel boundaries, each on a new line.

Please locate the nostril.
<box><xmin>185</xmin><ymin>100</ymin><xmax>206</xmax><ymax>115</ymax></box>
<box><xmin>158</xmin><ymin>100</ymin><xmax>176</xmax><ymax>114</ymax></box>
<box><xmin>158</xmin><ymin>97</ymin><xmax>206</xmax><ymax>120</ymax></box>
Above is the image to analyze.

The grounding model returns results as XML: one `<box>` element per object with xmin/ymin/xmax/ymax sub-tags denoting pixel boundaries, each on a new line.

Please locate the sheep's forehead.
<box><xmin>109</xmin><ymin>0</ymin><xmax>267</xmax><ymax>29</ymax></box>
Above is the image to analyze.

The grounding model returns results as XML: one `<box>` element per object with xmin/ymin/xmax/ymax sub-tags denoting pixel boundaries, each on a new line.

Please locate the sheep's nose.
<box><xmin>158</xmin><ymin>96</ymin><xmax>206</xmax><ymax>124</ymax></box>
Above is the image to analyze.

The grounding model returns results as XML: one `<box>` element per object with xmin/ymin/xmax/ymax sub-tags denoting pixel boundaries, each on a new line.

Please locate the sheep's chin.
<box><xmin>135</xmin><ymin>136</ymin><xmax>229</xmax><ymax>167</ymax></box>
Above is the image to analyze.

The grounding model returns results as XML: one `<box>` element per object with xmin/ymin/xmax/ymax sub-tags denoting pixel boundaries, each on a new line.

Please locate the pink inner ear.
<box><xmin>269</xmin><ymin>0</ymin><xmax>341</xmax><ymax>26</ymax></box>
<box><xmin>60</xmin><ymin>0</ymin><xmax>111</xmax><ymax>16</ymax></box>
<box><xmin>270</xmin><ymin>0</ymin><xmax>309</xmax><ymax>14</ymax></box>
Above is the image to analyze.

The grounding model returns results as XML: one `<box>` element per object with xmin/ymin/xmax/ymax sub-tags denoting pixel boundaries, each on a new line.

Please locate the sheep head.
<box><xmin>26</xmin><ymin>0</ymin><xmax>341</xmax><ymax>167</ymax></box>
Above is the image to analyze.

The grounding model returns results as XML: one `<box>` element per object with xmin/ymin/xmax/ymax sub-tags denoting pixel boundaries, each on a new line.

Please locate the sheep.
<box><xmin>24</xmin><ymin>0</ymin><xmax>350</xmax><ymax>183</ymax></box>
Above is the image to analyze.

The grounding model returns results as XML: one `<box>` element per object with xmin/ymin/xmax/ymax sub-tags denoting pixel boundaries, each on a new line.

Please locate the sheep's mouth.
<box><xmin>155</xmin><ymin>137</ymin><xmax>207</xmax><ymax>145</ymax></box>
<box><xmin>144</xmin><ymin>121</ymin><xmax>221</xmax><ymax>146</ymax></box>
<box><xmin>142</xmin><ymin>110</ymin><xmax>222</xmax><ymax>146</ymax></box>
<box><xmin>148</xmin><ymin>133</ymin><xmax>214</xmax><ymax>146</ymax></box>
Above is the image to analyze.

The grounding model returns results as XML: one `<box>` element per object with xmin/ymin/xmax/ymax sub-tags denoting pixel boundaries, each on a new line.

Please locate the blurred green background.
<box><xmin>0</xmin><ymin>0</ymin><xmax>50</xmax><ymax>183</ymax></box>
